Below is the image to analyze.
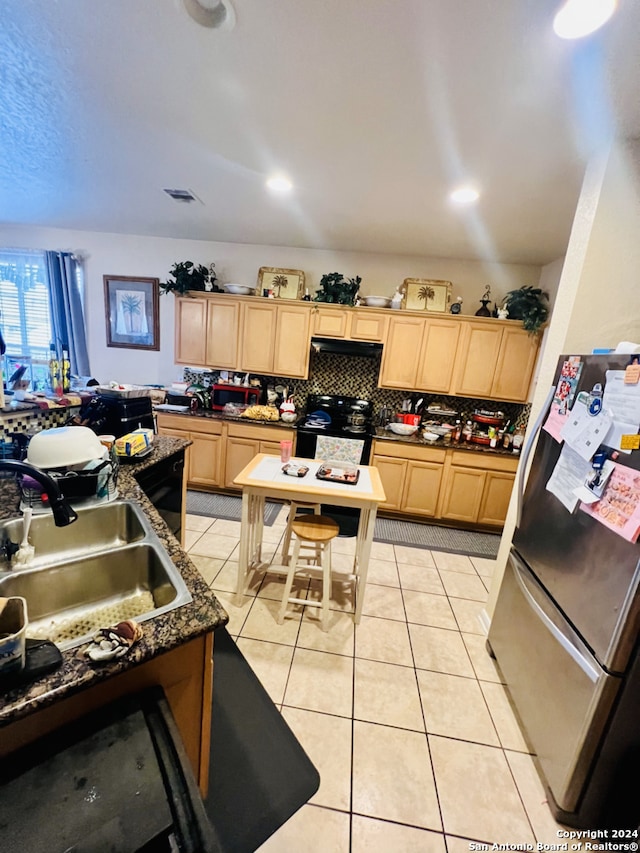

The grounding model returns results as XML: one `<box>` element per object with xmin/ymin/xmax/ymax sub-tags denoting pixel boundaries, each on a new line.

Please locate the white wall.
<box><xmin>485</xmin><ymin>137</ymin><xmax>640</xmax><ymax>623</ymax></box>
<box><xmin>0</xmin><ymin>223</ymin><xmax>542</xmax><ymax>385</ymax></box>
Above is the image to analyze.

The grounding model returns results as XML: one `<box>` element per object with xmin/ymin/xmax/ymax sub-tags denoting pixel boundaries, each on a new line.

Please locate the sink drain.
<box><xmin>28</xmin><ymin>591</ymin><xmax>156</xmax><ymax>646</ymax></box>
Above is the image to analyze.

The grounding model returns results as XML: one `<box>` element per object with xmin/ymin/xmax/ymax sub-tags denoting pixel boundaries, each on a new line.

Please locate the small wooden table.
<box><xmin>233</xmin><ymin>454</ymin><xmax>386</xmax><ymax>624</ymax></box>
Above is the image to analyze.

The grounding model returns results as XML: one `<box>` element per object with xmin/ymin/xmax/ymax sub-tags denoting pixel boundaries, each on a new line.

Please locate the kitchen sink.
<box><xmin>0</xmin><ymin>500</ymin><xmax>149</xmax><ymax>570</ymax></box>
<box><xmin>0</xmin><ymin>541</ymin><xmax>192</xmax><ymax>651</ymax></box>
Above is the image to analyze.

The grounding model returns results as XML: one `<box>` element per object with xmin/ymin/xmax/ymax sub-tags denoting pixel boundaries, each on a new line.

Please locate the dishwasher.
<box><xmin>135</xmin><ymin>449</ymin><xmax>185</xmax><ymax>542</ymax></box>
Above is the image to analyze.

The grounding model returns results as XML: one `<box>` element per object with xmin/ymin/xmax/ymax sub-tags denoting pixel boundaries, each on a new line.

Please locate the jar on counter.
<box><xmin>462</xmin><ymin>420</ymin><xmax>473</xmax><ymax>443</ymax></box>
<box><xmin>512</xmin><ymin>428</ymin><xmax>525</xmax><ymax>454</ymax></box>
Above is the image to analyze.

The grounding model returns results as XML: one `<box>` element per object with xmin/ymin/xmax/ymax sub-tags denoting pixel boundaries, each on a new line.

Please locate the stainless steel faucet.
<box><xmin>0</xmin><ymin>460</ymin><xmax>78</xmax><ymax>527</ymax></box>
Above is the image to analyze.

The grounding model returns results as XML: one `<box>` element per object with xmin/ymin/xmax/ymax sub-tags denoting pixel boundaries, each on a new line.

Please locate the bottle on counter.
<box><xmin>463</xmin><ymin>420</ymin><xmax>473</xmax><ymax>443</ymax></box>
<box><xmin>48</xmin><ymin>344</ymin><xmax>62</xmax><ymax>395</ymax></box>
<box><xmin>512</xmin><ymin>427</ymin><xmax>525</xmax><ymax>454</ymax></box>
<box><xmin>453</xmin><ymin>419</ymin><xmax>462</xmax><ymax>443</ymax></box>
<box><xmin>61</xmin><ymin>344</ymin><xmax>71</xmax><ymax>393</ymax></box>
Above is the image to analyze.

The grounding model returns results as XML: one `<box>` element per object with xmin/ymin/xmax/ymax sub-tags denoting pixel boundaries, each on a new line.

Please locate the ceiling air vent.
<box><xmin>163</xmin><ymin>188</ymin><xmax>201</xmax><ymax>203</ymax></box>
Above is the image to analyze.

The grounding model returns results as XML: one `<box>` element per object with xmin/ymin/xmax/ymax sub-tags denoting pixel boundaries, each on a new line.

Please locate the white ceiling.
<box><xmin>1</xmin><ymin>0</ymin><xmax>639</xmax><ymax>266</ymax></box>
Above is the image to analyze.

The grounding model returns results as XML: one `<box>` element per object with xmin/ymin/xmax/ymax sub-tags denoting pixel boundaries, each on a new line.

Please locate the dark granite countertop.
<box><xmin>156</xmin><ymin>407</ymin><xmax>297</xmax><ymax>429</ymax></box>
<box><xmin>0</xmin><ymin>435</ymin><xmax>228</xmax><ymax>727</ymax></box>
<box><xmin>373</xmin><ymin>427</ymin><xmax>521</xmax><ymax>459</ymax></box>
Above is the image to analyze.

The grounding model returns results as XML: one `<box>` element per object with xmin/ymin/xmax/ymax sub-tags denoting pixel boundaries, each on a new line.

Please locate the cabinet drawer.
<box><xmin>226</xmin><ymin>422</ymin><xmax>294</xmax><ymax>443</ymax></box>
<box><xmin>156</xmin><ymin>413</ymin><xmax>194</xmax><ymax>432</ymax></box>
<box><xmin>450</xmin><ymin>450</ymin><xmax>519</xmax><ymax>473</ymax></box>
<box><xmin>372</xmin><ymin>440</ymin><xmax>446</xmax><ymax>463</ymax></box>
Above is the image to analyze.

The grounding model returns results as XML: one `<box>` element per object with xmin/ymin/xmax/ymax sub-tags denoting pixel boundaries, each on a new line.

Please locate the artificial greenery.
<box><xmin>502</xmin><ymin>286</ymin><xmax>549</xmax><ymax>334</ymax></box>
<box><xmin>160</xmin><ymin>261</ymin><xmax>218</xmax><ymax>295</ymax></box>
<box><xmin>314</xmin><ymin>272</ymin><xmax>362</xmax><ymax>306</ymax></box>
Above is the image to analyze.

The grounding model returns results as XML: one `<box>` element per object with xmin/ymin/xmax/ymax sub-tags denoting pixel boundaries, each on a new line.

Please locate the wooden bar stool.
<box><xmin>280</xmin><ymin>500</ymin><xmax>322</xmax><ymax>565</ymax></box>
<box><xmin>277</xmin><ymin>515</ymin><xmax>340</xmax><ymax>632</ymax></box>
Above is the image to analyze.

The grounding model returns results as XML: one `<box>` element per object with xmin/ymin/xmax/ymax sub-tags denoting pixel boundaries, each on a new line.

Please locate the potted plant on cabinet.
<box><xmin>502</xmin><ymin>286</ymin><xmax>549</xmax><ymax>334</ymax></box>
<box><xmin>314</xmin><ymin>272</ymin><xmax>362</xmax><ymax>306</ymax></box>
<box><xmin>160</xmin><ymin>262</ymin><xmax>218</xmax><ymax>296</ymax></box>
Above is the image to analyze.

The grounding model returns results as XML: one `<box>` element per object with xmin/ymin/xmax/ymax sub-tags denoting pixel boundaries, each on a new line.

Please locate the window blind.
<box><xmin>0</xmin><ymin>249</ymin><xmax>53</xmax><ymax>361</ymax></box>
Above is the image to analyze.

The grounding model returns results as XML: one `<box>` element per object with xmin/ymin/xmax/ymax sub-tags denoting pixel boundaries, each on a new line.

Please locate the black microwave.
<box><xmin>211</xmin><ymin>383</ymin><xmax>261</xmax><ymax>411</ymax></box>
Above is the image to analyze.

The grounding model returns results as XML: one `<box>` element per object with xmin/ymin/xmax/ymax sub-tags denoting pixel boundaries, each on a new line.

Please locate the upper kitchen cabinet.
<box><xmin>379</xmin><ymin>315</ymin><xmax>460</xmax><ymax>393</ymax></box>
<box><xmin>311</xmin><ymin>305</ymin><xmax>387</xmax><ymax>342</ymax></box>
<box><xmin>453</xmin><ymin>321</ymin><xmax>539</xmax><ymax>402</ymax></box>
<box><xmin>240</xmin><ymin>300</ymin><xmax>310</xmax><ymax>378</ymax></box>
<box><xmin>174</xmin><ymin>296</ymin><xmax>239</xmax><ymax>369</ymax></box>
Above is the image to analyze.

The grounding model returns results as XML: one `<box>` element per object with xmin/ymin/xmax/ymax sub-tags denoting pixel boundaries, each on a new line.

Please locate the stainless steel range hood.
<box><xmin>310</xmin><ymin>337</ymin><xmax>383</xmax><ymax>358</ymax></box>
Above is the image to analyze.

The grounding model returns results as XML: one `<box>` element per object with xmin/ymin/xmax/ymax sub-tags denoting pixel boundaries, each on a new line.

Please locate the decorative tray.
<box><xmin>315</xmin><ymin>463</ymin><xmax>360</xmax><ymax>485</ymax></box>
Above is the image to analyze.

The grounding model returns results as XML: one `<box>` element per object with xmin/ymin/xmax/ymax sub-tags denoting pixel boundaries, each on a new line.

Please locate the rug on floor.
<box><xmin>186</xmin><ymin>491</ymin><xmax>281</xmax><ymax>526</ymax></box>
<box><xmin>373</xmin><ymin>516</ymin><xmax>500</xmax><ymax>558</ymax></box>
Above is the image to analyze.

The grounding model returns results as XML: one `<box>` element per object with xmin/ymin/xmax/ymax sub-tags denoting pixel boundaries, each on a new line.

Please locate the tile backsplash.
<box><xmin>184</xmin><ymin>350</ymin><xmax>530</xmax><ymax>426</ymax></box>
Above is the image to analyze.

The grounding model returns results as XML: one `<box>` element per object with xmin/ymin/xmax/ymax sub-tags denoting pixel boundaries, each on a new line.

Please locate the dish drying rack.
<box><xmin>19</xmin><ymin>456</ymin><xmax>119</xmax><ymax>513</ymax></box>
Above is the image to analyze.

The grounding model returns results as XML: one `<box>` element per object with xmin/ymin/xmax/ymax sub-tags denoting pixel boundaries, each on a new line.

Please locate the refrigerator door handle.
<box><xmin>511</xmin><ymin>555</ymin><xmax>600</xmax><ymax>683</ymax></box>
<box><xmin>516</xmin><ymin>385</ymin><xmax>556</xmax><ymax>529</ymax></box>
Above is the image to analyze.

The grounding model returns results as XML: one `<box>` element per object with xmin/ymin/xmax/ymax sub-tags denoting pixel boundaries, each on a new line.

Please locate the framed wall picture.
<box><xmin>400</xmin><ymin>278</ymin><xmax>452</xmax><ymax>313</ymax></box>
<box><xmin>257</xmin><ymin>267</ymin><xmax>305</xmax><ymax>300</ymax></box>
<box><xmin>103</xmin><ymin>276</ymin><xmax>160</xmax><ymax>350</ymax></box>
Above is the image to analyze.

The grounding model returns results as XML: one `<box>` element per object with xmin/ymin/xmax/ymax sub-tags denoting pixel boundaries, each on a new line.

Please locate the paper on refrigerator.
<box><xmin>559</xmin><ymin>399</ymin><xmax>612</xmax><ymax>462</ymax></box>
<box><xmin>546</xmin><ymin>444</ymin><xmax>595</xmax><ymax>512</ymax></box>
<box><xmin>602</xmin><ymin>370</ymin><xmax>640</xmax><ymax>453</ymax></box>
<box><xmin>580</xmin><ymin>462</ymin><xmax>640</xmax><ymax>543</ymax></box>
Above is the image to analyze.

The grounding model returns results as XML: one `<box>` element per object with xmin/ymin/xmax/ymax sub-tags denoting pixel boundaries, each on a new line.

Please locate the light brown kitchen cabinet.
<box><xmin>156</xmin><ymin>414</ymin><xmax>223</xmax><ymax>488</ymax></box>
<box><xmin>438</xmin><ymin>450</ymin><xmax>519</xmax><ymax>526</ymax></box>
<box><xmin>272</xmin><ymin>304</ymin><xmax>311</xmax><ymax>377</ymax></box>
<box><xmin>175</xmin><ymin>296</ymin><xmax>239</xmax><ymax>369</ymax></box>
<box><xmin>454</xmin><ymin>321</ymin><xmax>539</xmax><ymax>402</ymax></box>
<box><xmin>205</xmin><ymin>298</ymin><xmax>239</xmax><ymax>369</ymax></box>
<box><xmin>379</xmin><ymin>315</ymin><xmax>426</xmax><ymax>389</ymax></box>
<box><xmin>239</xmin><ymin>301</ymin><xmax>310</xmax><ymax>377</ymax></box>
<box><xmin>349</xmin><ymin>310</ymin><xmax>388</xmax><ymax>342</ymax></box>
<box><xmin>372</xmin><ymin>441</ymin><xmax>446</xmax><ymax>517</ymax></box>
<box><xmin>312</xmin><ymin>307</ymin><xmax>350</xmax><ymax>338</ymax></box>
<box><xmin>477</xmin><ymin>471</ymin><xmax>516</xmax><ymax>526</ymax></box>
<box><xmin>240</xmin><ymin>301</ymin><xmax>277</xmax><ymax>373</ymax></box>
<box><xmin>380</xmin><ymin>315</ymin><xmax>460</xmax><ymax>394</ymax></box>
<box><xmin>175</xmin><ymin>297</ymin><xmax>207</xmax><ymax>365</ymax></box>
<box><xmin>224</xmin><ymin>421</ymin><xmax>295</xmax><ymax>488</ymax></box>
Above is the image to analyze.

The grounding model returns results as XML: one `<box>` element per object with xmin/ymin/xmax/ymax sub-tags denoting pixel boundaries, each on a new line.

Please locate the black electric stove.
<box><xmin>296</xmin><ymin>394</ymin><xmax>374</xmax><ymax>462</ymax></box>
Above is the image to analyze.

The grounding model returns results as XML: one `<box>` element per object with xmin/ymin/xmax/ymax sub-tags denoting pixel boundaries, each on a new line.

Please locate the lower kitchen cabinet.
<box><xmin>372</xmin><ymin>441</ymin><xmax>446</xmax><ymax>517</ymax></box>
<box><xmin>438</xmin><ymin>450</ymin><xmax>518</xmax><ymax>526</ymax></box>
<box><xmin>157</xmin><ymin>414</ymin><xmax>294</xmax><ymax>491</ymax></box>
<box><xmin>372</xmin><ymin>440</ymin><xmax>518</xmax><ymax>528</ymax></box>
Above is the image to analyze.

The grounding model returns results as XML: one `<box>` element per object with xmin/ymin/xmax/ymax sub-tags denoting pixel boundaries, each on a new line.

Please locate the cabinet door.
<box><xmin>240</xmin><ymin>303</ymin><xmax>277</xmax><ymax>372</ymax></box>
<box><xmin>453</xmin><ymin>323</ymin><xmax>503</xmax><ymax>398</ymax></box>
<box><xmin>402</xmin><ymin>460</ymin><xmax>444</xmax><ymax>517</ymax></box>
<box><xmin>188</xmin><ymin>433</ymin><xmax>223</xmax><ymax>488</ymax></box>
<box><xmin>491</xmin><ymin>327</ymin><xmax>539</xmax><ymax>402</ymax></box>
<box><xmin>206</xmin><ymin>300</ymin><xmax>239</xmax><ymax>369</ymax></box>
<box><xmin>439</xmin><ymin>466</ymin><xmax>486</xmax><ymax>523</ymax></box>
<box><xmin>379</xmin><ymin>316</ymin><xmax>424</xmax><ymax>390</ymax></box>
<box><xmin>312</xmin><ymin>308</ymin><xmax>349</xmax><ymax>338</ymax></box>
<box><xmin>273</xmin><ymin>304</ymin><xmax>310</xmax><ymax>378</ymax></box>
<box><xmin>372</xmin><ymin>456</ymin><xmax>406</xmax><ymax>510</ymax></box>
<box><xmin>415</xmin><ymin>319</ymin><xmax>461</xmax><ymax>393</ymax></box>
<box><xmin>175</xmin><ymin>298</ymin><xmax>207</xmax><ymax>365</ymax></box>
<box><xmin>349</xmin><ymin>311</ymin><xmax>388</xmax><ymax>342</ymax></box>
<box><xmin>477</xmin><ymin>471</ymin><xmax>515</xmax><ymax>526</ymax></box>
<box><xmin>225</xmin><ymin>437</ymin><xmax>260</xmax><ymax>488</ymax></box>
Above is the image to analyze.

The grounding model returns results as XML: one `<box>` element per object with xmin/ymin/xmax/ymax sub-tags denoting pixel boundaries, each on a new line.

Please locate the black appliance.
<box><xmin>295</xmin><ymin>394</ymin><xmax>374</xmax><ymax>463</ymax></box>
<box><xmin>135</xmin><ymin>447</ymin><xmax>185</xmax><ymax>542</ymax></box>
<box><xmin>310</xmin><ymin>337</ymin><xmax>383</xmax><ymax>359</ymax></box>
<box><xmin>97</xmin><ymin>394</ymin><xmax>155</xmax><ymax>438</ymax></box>
<box><xmin>488</xmin><ymin>353</ymin><xmax>640</xmax><ymax>828</ymax></box>
<box><xmin>211</xmin><ymin>383</ymin><xmax>261</xmax><ymax>412</ymax></box>
<box><xmin>295</xmin><ymin>394</ymin><xmax>374</xmax><ymax>536</ymax></box>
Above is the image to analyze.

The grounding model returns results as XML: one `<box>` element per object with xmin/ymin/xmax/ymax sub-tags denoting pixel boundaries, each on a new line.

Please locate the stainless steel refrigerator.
<box><xmin>488</xmin><ymin>353</ymin><xmax>640</xmax><ymax>829</ymax></box>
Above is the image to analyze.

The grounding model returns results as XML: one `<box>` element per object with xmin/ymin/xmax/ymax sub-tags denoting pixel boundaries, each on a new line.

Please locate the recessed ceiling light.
<box><xmin>182</xmin><ymin>0</ymin><xmax>235</xmax><ymax>30</ymax></box>
<box><xmin>266</xmin><ymin>175</ymin><xmax>293</xmax><ymax>193</ymax></box>
<box><xmin>553</xmin><ymin>0</ymin><xmax>617</xmax><ymax>39</ymax></box>
<box><xmin>449</xmin><ymin>186</ymin><xmax>480</xmax><ymax>205</ymax></box>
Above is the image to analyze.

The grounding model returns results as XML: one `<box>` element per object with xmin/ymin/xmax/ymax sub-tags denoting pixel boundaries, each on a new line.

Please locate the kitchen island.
<box><xmin>0</xmin><ymin>435</ymin><xmax>227</xmax><ymax>793</ymax></box>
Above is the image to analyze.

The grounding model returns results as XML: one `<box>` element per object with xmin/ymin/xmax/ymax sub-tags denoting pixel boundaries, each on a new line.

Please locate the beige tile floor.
<box><xmin>186</xmin><ymin>509</ymin><xmax>570</xmax><ymax>851</ymax></box>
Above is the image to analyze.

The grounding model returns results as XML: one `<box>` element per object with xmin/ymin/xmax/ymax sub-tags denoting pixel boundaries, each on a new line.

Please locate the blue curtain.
<box><xmin>45</xmin><ymin>251</ymin><xmax>91</xmax><ymax>376</ymax></box>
